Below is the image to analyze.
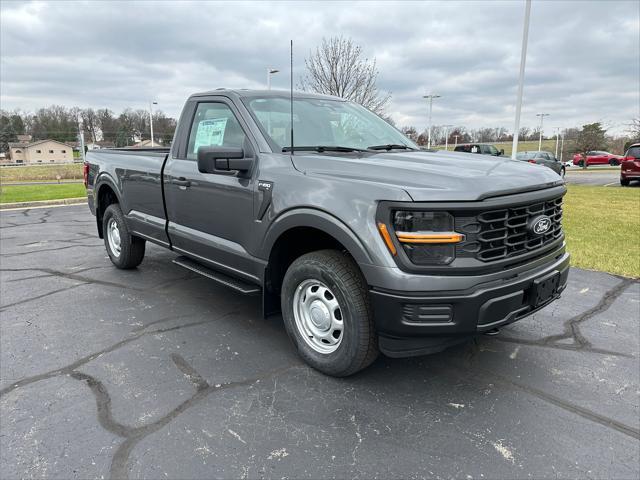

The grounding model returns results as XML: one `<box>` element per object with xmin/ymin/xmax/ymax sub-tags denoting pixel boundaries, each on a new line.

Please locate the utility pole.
<box><xmin>77</xmin><ymin>115</ymin><xmax>86</xmax><ymax>163</ymax></box>
<box><xmin>536</xmin><ymin>113</ymin><xmax>550</xmax><ymax>151</ymax></box>
<box><xmin>149</xmin><ymin>101</ymin><xmax>158</xmax><ymax>147</ymax></box>
<box><xmin>423</xmin><ymin>94</ymin><xmax>441</xmax><ymax>149</ymax></box>
<box><xmin>511</xmin><ymin>0</ymin><xmax>531</xmax><ymax>159</ymax></box>
<box><xmin>267</xmin><ymin>68</ymin><xmax>279</xmax><ymax>90</ymax></box>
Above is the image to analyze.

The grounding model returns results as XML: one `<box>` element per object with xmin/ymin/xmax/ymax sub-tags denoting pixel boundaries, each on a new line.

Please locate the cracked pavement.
<box><xmin>1</xmin><ymin>205</ymin><xmax>639</xmax><ymax>479</ymax></box>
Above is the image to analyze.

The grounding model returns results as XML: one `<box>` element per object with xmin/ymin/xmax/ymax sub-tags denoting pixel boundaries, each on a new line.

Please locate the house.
<box><xmin>6</xmin><ymin>139</ymin><xmax>75</xmax><ymax>164</ymax></box>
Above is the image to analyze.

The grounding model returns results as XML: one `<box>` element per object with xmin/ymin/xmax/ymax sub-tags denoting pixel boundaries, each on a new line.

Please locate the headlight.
<box><xmin>391</xmin><ymin>211</ymin><xmax>463</xmax><ymax>265</ymax></box>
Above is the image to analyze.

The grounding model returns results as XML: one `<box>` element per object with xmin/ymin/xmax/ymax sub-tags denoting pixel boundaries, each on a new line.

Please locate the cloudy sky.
<box><xmin>1</xmin><ymin>0</ymin><xmax>638</xmax><ymax>134</ymax></box>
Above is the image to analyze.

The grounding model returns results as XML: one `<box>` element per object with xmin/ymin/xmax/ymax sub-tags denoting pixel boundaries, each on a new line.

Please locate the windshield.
<box><xmin>244</xmin><ymin>96</ymin><xmax>418</xmax><ymax>151</ymax></box>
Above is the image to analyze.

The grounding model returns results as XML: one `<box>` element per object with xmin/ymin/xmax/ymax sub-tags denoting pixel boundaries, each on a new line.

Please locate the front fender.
<box><xmin>260</xmin><ymin>207</ymin><xmax>375</xmax><ymax>266</ymax></box>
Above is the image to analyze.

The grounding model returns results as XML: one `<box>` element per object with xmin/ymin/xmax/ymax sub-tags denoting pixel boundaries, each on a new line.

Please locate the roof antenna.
<box><xmin>290</xmin><ymin>39</ymin><xmax>294</xmax><ymax>155</ymax></box>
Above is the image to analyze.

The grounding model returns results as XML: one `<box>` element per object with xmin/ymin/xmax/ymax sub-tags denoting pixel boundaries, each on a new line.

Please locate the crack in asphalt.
<box><xmin>451</xmin><ymin>356</ymin><xmax>640</xmax><ymax>441</ymax></box>
<box><xmin>71</xmin><ymin>359</ymin><xmax>298</xmax><ymax>480</ymax></box>
<box><xmin>0</xmin><ymin>310</ymin><xmax>240</xmax><ymax>398</ymax></box>
<box><xmin>495</xmin><ymin>277</ymin><xmax>636</xmax><ymax>356</ymax></box>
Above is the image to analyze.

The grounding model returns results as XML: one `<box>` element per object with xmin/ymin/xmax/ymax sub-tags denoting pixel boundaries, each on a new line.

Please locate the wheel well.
<box><xmin>265</xmin><ymin>227</ymin><xmax>348</xmax><ymax>295</ymax></box>
<box><xmin>96</xmin><ymin>184</ymin><xmax>119</xmax><ymax>238</ymax></box>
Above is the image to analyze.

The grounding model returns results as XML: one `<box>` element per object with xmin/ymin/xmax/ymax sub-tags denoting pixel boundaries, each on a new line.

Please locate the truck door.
<box><xmin>163</xmin><ymin>98</ymin><xmax>260</xmax><ymax>282</ymax></box>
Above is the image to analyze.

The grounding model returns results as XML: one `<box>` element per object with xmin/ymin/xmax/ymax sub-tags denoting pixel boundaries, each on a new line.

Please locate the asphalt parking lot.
<box><xmin>1</xmin><ymin>205</ymin><xmax>639</xmax><ymax>479</ymax></box>
<box><xmin>564</xmin><ymin>168</ymin><xmax>621</xmax><ymax>186</ymax></box>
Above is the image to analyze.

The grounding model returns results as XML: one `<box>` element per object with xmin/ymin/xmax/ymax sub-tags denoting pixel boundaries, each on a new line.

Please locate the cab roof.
<box><xmin>189</xmin><ymin>88</ymin><xmax>345</xmax><ymax>102</ymax></box>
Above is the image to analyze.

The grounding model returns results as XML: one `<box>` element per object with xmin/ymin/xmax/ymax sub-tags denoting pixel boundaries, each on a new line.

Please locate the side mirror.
<box><xmin>197</xmin><ymin>146</ymin><xmax>253</xmax><ymax>174</ymax></box>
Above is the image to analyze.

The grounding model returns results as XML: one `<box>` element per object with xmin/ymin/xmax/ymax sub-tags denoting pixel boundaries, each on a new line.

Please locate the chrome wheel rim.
<box><xmin>107</xmin><ymin>218</ymin><xmax>122</xmax><ymax>257</ymax></box>
<box><xmin>292</xmin><ymin>279</ymin><xmax>344</xmax><ymax>354</ymax></box>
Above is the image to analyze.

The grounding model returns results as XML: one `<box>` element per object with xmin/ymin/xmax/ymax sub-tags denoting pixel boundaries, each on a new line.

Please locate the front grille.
<box><xmin>456</xmin><ymin>196</ymin><xmax>563</xmax><ymax>262</ymax></box>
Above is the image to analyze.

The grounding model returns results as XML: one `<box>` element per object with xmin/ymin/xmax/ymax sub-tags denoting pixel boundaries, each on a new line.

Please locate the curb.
<box><xmin>0</xmin><ymin>197</ymin><xmax>88</xmax><ymax>210</ymax></box>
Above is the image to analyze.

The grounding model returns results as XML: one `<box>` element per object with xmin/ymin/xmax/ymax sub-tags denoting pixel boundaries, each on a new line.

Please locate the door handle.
<box><xmin>173</xmin><ymin>177</ymin><xmax>191</xmax><ymax>187</ymax></box>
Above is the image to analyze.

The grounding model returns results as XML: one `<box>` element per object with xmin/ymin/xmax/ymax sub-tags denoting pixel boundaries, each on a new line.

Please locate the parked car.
<box><xmin>516</xmin><ymin>151</ymin><xmax>565</xmax><ymax>177</ymax></box>
<box><xmin>572</xmin><ymin>151</ymin><xmax>623</xmax><ymax>167</ymax></box>
<box><xmin>85</xmin><ymin>89</ymin><xmax>569</xmax><ymax>377</ymax></box>
<box><xmin>620</xmin><ymin>142</ymin><xmax>640</xmax><ymax>186</ymax></box>
<box><xmin>454</xmin><ymin>143</ymin><xmax>505</xmax><ymax>156</ymax></box>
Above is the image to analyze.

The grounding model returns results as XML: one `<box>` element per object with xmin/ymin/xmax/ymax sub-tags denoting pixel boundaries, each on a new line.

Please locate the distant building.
<box><xmin>5</xmin><ymin>139</ymin><xmax>75</xmax><ymax>165</ymax></box>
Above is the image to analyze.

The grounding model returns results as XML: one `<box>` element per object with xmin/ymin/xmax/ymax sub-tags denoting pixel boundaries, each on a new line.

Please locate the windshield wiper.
<box><xmin>367</xmin><ymin>144</ymin><xmax>415</xmax><ymax>151</ymax></box>
<box><xmin>282</xmin><ymin>145</ymin><xmax>369</xmax><ymax>153</ymax></box>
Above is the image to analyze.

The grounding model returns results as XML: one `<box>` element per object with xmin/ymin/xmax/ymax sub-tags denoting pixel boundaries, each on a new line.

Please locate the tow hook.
<box><xmin>484</xmin><ymin>328</ymin><xmax>501</xmax><ymax>336</ymax></box>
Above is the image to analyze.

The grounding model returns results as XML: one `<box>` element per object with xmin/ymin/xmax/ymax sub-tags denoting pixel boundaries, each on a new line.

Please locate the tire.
<box><xmin>609</xmin><ymin>159</ymin><xmax>620</xmax><ymax>166</ymax></box>
<box><xmin>621</xmin><ymin>177</ymin><xmax>630</xmax><ymax>186</ymax></box>
<box><xmin>102</xmin><ymin>203</ymin><xmax>146</xmax><ymax>269</ymax></box>
<box><xmin>560</xmin><ymin>167</ymin><xmax>566</xmax><ymax>178</ymax></box>
<box><xmin>578</xmin><ymin>160</ymin><xmax>585</xmax><ymax>167</ymax></box>
<box><xmin>281</xmin><ymin>249</ymin><xmax>378</xmax><ymax>377</ymax></box>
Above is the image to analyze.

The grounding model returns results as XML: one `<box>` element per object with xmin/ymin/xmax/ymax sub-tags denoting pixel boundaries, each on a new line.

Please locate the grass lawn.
<box><xmin>563</xmin><ymin>185</ymin><xmax>640</xmax><ymax>278</ymax></box>
<box><xmin>0</xmin><ymin>164</ymin><xmax>83</xmax><ymax>182</ymax></box>
<box><xmin>0</xmin><ymin>183</ymin><xmax>87</xmax><ymax>204</ymax></box>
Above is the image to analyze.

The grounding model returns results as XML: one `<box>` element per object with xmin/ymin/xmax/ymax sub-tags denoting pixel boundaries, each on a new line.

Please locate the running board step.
<box><xmin>172</xmin><ymin>256</ymin><xmax>261</xmax><ymax>294</ymax></box>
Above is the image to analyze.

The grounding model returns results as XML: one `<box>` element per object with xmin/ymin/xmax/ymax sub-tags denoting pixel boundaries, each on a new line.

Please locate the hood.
<box><xmin>291</xmin><ymin>150</ymin><xmax>563</xmax><ymax>201</ymax></box>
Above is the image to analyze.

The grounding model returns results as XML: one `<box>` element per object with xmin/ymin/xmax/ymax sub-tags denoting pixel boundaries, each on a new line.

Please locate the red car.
<box><xmin>572</xmin><ymin>150</ymin><xmax>623</xmax><ymax>166</ymax></box>
<box><xmin>620</xmin><ymin>143</ymin><xmax>640</xmax><ymax>186</ymax></box>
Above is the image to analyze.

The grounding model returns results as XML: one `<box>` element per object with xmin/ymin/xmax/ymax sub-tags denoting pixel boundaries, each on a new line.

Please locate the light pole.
<box><xmin>536</xmin><ymin>113</ymin><xmax>550</xmax><ymax>151</ymax></box>
<box><xmin>149</xmin><ymin>101</ymin><xmax>158</xmax><ymax>147</ymax></box>
<box><xmin>554</xmin><ymin>127</ymin><xmax>561</xmax><ymax>158</ymax></box>
<box><xmin>560</xmin><ymin>132</ymin><xmax>565</xmax><ymax>163</ymax></box>
<box><xmin>454</xmin><ymin>135</ymin><xmax>459</xmax><ymax>149</ymax></box>
<box><xmin>511</xmin><ymin>0</ymin><xmax>531</xmax><ymax>159</ymax></box>
<box><xmin>423</xmin><ymin>94</ymin><xmax>441</xmax><ymax>149</ymax></box>
<box><xmin>442</xmin><ymin>124</ymin><xmax>453</xmax><ymax>150</ymax></box>
<box><xmin>267</xmin><ymin>68</ymin><xmax>279</xmax><ymax>90</ymax></box>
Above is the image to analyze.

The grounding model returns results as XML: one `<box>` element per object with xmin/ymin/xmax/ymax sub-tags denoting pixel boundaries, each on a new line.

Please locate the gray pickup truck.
<box><xmin>85</xmin><ymin>89</ymin><xmax>569</xmax><ymax>376</ymax></box>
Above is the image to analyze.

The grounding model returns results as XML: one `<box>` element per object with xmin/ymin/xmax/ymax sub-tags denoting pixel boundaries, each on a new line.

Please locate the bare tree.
<box><xmin>300</xmin><ymin>36</ymin><xmax>391</xmax><ymax>115</ymax></box>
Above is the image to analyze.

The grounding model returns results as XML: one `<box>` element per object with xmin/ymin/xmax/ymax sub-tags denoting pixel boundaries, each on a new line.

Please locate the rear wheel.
<box><xmin>578</xmin><ymin>160</ymin><xmax>585</xmax><ymax>167</ymax></box>
<box><xmin>103</xmin><ymin>204</ymin><xmax>146</xmax><ymax>269</ymax></box>
<box><xmin>281</xmin><ymin>249</ymin><xmax>378</xmax><ymax>377</ymax></box>
<box><xmin>609</xmin><ymin>159</ymin><xmax>620</xmax><ymax>166</ymax></box>
<box><xmin>621</xmin><ymin>177</ymin><xmax>630</xmax><ymax>186</ymax></box>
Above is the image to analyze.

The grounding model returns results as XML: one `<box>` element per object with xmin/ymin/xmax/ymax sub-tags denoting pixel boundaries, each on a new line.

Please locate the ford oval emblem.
<box><xmin>529</xmin><ymin>215</ymin><xmax>552</xmax><ymax>235</ymax></box>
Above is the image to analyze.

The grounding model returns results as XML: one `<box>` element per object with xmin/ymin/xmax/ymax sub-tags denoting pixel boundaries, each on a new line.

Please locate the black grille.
<box><xmin>455</xmin><ymin>196</ymin><xmax>563</xmax><ymax>262</ymax></box>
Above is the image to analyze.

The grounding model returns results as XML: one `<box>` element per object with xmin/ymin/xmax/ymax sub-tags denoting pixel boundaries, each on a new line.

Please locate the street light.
<box><xmin>442</xmin><ymin>124</ymin><xmax>453</xmax><ymax>151</ymax></box>
<box><xmin>423</xmin><ymin>94</ymin><xmax>441</xmax><ymax>149</ymax></box>
<box><xmin>454</xmin><ymin>135</ymin><xmax>459</xmax><ymax>149</ymax></box>
<box><xmin>267</xmin><ymin>68</ymin><xmax>279</xmax><ymax>90</ymax></box>
<box><xmin>149</xmin><ymin>101</ymin><xmax>158</xmax><ymax>147</ymax></box>
<box><xmin>536</xmin><ymin>113</ymin><xmax>550</xmax><ymax>151</ymax></box>
<box><xmin>511</xmin><ymin>0</ymin><xmax>531</xmax><ymax>159</ymax></box>
<box><xmin>554</xmin><ymin>127</ymin><xmax>561</xmax><ymax>158</ymax></box>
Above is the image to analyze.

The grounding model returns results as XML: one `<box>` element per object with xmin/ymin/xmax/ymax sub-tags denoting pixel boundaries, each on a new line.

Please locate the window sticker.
<box><xmin>193</xmin><ymin>117</ymin><xmax>227</xmax><ymax>153</ymax></box>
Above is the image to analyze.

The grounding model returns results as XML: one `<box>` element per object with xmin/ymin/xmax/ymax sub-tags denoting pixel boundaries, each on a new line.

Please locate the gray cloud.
<box><xmin>1</xmin><ymin>0</ymin><xmax>638</xmax><ymax>134</ymax></box>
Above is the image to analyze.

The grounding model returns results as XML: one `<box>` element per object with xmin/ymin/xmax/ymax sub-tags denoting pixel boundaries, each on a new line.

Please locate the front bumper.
<box><xmin>369</xmin><ymin>249</ymin><xmax>570</xmax><ymax>358</ymax></box>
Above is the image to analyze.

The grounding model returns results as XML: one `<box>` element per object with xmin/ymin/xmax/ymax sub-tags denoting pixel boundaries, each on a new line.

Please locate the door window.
<box><xmin>186</xmin><ymin>103</ymin><xmax>246</xmax><ymax>160</ymax></box>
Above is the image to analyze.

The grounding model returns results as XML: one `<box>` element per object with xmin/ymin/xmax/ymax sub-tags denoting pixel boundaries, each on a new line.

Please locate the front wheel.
<box><xmin>560</xmin><ymin>167</ymin><xmax>566</xmax><ymax>178</ymax></box>
<box><xmin>281</xmin><ymin>250</ymin><xmax>379</xmax><ymax>377</ymax></box>
<box><xmin>103</xmin><ymin>204</ymin><xmax>146</xmax><ymax>269</ymax></box>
